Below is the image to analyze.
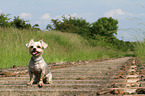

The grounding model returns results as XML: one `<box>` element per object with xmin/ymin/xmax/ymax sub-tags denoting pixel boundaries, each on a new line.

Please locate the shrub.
<box><xmin>32</xmin><ymin>24</ymin><xmax>40</xmax><ymax>30</ymax></box>
<box><xmin>0</xmin><ymin>13</ymin><xmax>40</xmax><ymax>30</ymax></box>
<box><xmin>91</xmin><ymin>17</ymin><xmax>118</xmax><ymax>37</ymax></box>
<box><xmin>47</xmin><ymin>16</ymin><xmax>91</xmax><ymax>36</ymax></box>
<box><xmin>46</xmin><ymin>16</ymin><xmax>134</xmax><ymax>51</ymax></box>
<box><xmin>47</xmin><ymin>16</ymin><xmax>119</xmax><ymax>39</ymax></box>
<box><xmin>11</xmin><ymin>16</ymin><xmax>31</xmax><ymax>29</ymax></box>
<box><xmin>0</xmin><ymin>13</ymin><xmax>11</xmax><ymax>28</ymax></box>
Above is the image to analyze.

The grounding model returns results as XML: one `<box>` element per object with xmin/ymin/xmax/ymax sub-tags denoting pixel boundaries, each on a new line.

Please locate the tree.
<box><xmin>46</xmin><ymin>16</ymin><xmax>91</xmax><ymax>36</ymax></box>
<box><xmin>0</xmin><ymin>13</ymin><xmax>40</xmax><ymax>30</ymax></box>
<box><xmin>0</xmin><ymin>13</ymin><xmax>11</xmax><ymax>28</ymax></box>
<box><xmin>11</xmin><ymin>16</ymin><xmax>31</xmax><ymax>29</ymax></box>
<box><xmin>46</xmin><ymin>24</ymin><xmax>54</xmax><ymax>30</ymax></box>
<box><xmin>91</xmin><ymin>17</ymin><xmax>118</xmax><ymax>37</ymax></box>
<box><xmin>32</xmin><ymin>24</ymin><xmax>40</xmax><ymax>30</ymax></box>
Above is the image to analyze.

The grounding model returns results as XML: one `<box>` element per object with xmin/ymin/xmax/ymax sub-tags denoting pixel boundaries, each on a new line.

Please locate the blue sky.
<box><xmin>1</xmin><ymin>0</ymin><xmax>145</xmax><ymax>41</ymax></box>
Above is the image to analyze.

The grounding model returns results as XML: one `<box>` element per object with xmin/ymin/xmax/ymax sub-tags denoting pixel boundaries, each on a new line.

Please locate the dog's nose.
<box><xmin>33</xmin><ymin>48</ymin><xmax>36</xmax><ymax>51</ymax></box>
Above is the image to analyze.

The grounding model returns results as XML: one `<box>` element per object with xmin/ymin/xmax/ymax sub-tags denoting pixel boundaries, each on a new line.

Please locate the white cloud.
<box><xmin>104</xmin><ymin>9</ymin><xmax>145</xmax><ymax>19</ymax></box>
<box><xmin>40</xmin><ymin>13</ymin><xmax>51</xmax><ymax>20</ymax></box>
<box><xmin>104</xmin><ymin>9</ymin><xmax>125</xmax><ymax>17</ymax></box>
<box><xmin>20</xmin><ymin>12</ymin><xmax>32</xmax><ymax>19</ymax></box>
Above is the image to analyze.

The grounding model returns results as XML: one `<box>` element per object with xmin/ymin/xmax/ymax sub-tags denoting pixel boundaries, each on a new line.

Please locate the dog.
<box><xmin>26</xmin><ymin>39</ymin><xmax>52</xmax><ymax>87</ymax></box>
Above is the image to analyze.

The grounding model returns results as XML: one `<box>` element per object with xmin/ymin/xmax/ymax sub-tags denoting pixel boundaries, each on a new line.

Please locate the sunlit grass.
<box><xmin>0</xmin><ymin>27</ymin><xmax>130</xmax><ymax>68</ymax></box>
<box><xmin>135</xmin><ymin>39</ymin><xmax>145</xmax><ymax>63</ymax></box>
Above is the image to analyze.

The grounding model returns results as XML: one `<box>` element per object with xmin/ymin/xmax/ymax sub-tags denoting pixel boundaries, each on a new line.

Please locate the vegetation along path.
<box><xmin>1</xmin><ymin>57</ymin><xmax>145</xmax><ymax>96</ymax></box>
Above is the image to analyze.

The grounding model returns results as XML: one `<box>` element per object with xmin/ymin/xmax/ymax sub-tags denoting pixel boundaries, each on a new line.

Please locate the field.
<box><xmin>1</xmin><ymin>28</ymin><xmax>145</xmax><ymax>95</ymax></box>
<box><xmin>0</xmin><ymin>28</ymin><xmax>132</xmax><ymax>68</ymax></box>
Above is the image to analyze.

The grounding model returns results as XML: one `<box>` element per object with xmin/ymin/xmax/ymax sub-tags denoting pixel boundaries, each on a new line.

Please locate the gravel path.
<box><xmin>1</xmin><ymin>57</ymin><xmax>143</xmax><ymax>96</ymax></box>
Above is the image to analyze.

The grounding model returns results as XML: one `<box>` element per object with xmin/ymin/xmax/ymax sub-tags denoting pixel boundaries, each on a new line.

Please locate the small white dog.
<box><xmin>26</xmin><ymin>39</ymin><xmax>52</xmax><ymax>87</ymax></box>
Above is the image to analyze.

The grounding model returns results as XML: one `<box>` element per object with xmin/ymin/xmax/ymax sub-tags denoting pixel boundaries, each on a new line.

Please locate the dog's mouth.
<box><xmin>32</xmin><ymin>51</ymin><xmax>40</xmax><ymax>56</ymax></box>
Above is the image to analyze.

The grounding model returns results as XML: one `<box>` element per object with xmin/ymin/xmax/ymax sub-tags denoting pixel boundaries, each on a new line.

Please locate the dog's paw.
<box><xmin>46</xmin><ymin>81</ymin><xmax>53</xmax><ymax>84</ymax></box>
<box><xmin>27</xmin><ymin>81</ymin><xmax>33</xmax><ymax>86</ymax></box>
<box><xmin>38</xmin><ymin>81</ymin><xmax>44</xmax><ymax>87</ymax></box>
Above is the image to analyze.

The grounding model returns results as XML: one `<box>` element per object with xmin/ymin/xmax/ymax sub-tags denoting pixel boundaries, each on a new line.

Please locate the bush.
<box><xmin>46</xmin><ymin>16</ymin><xmax>134</xmax><ymax>51</ymax></box>
<box><xmin>0</xmin><ymin>13</ymin><xmax>11</xmax><ymax>28</ymax></box>
<box><xmin>32</xmin><ymin>24</ymin><xmax>40</xmax><ymax>30</ymax></box>
<box><xmin>47</xmin><ymin>16</ymin><xmax>91</xmax><ymax>36</ymax></box>
<box><xmin>11</xmin><ymin>16</ymin><xmax>31</xmax><ymax>29</ymax></box>
<box><xmin>47</xmin><ymin>16</ymin><xmax>119</xmax><ymax>39</ymax></box>
<box><xmin>0</xmin><ymin>13</ymin><xmax>40</xmax><ymax>30</ymax></box>
<box><xmin>91</xmin><ymin>17</ymin><xmax>118</xmax><ymax>37</ymax></box>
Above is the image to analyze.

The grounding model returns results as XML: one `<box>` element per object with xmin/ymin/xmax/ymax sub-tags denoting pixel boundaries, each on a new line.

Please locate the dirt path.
<box><xmin>1</xmin><ymin>57</ymin><xmax>145</xmax><ymax>96</ymax></box>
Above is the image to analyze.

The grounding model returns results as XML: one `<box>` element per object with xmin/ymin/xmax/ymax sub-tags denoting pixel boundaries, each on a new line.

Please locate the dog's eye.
<box><xmin>30</xmin><ymin>46</ymin><xmax>33</xmax><ymax>48</ymax></box>
<box><xmin>37</xmin><ymin>46</ymin><xmax>41</xmax><ymax>48</ymax></box>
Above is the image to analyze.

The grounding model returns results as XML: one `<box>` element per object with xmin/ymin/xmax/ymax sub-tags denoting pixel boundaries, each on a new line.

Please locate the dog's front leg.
<box><xmin>27</xmin><ymin>71</ymin><xmax>34</xmax><ymax>86</ymax></box>
<box><xmin>38</xmin><ymin>72</ymin><xmax>45</xmax><ymax>87</ymax></box>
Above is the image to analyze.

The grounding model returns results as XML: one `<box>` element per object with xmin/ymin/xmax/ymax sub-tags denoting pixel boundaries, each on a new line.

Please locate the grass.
<box><xmin>133</xmin><ymin>28</ymin><xmax>145</xmax><ymax>63</ymax></box>
<box><xmin>0</xmin><ymin>27</ymin><xmax>131</xmax><ymax>68</ymax></box>
<box><xmin>134</xmin><ymin>39</ymin><xmax>145</xmax><ymax>63</ymax></box>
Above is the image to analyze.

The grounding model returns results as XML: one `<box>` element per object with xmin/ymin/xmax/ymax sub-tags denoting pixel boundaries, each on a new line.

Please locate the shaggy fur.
<box><xmin>26</xmin><ymin>39</ymin><xmax>52</xmax><ymax>87</ymax></box>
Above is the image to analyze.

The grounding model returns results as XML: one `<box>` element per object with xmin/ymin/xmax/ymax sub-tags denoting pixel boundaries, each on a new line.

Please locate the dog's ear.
<box><xmin>39</xmin><ymin>40</ymin><xmax>48</xmax><ymax>49</ymax></box>
<box><xmin>26</xmin><ymin>39</ymin><xmax>34</xmax><ymax>48</ymax></box>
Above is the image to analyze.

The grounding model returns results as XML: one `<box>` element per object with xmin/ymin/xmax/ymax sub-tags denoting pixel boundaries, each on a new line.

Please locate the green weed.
<box><xmin>134</xmin><ymin>39</ymin><xmax>145</xmax><ymax>63</ymax></box>
<box><xmin>0</xmin><ymin>28</ymin><xmax>131</xmax><ymax>68</ymax></box>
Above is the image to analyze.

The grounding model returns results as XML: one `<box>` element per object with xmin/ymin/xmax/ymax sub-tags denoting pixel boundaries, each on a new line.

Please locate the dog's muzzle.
<box><xmin>32</xmin><ymin>51</ymin><xmax>38</xmax><ymax>55</ymax></box>
<box><xmin>32</xmin><ymin>48</ymin><xmax>40</xmax><ymax>56</ymax></box>
<box><xmin>33</xmin><ymin>48</ymin><xmax>36</xmax><ymax>51</ymax></box>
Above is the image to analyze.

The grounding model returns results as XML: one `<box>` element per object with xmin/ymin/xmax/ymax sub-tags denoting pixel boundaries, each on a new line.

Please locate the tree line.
<box><xmin>0</xmin><ymin>13</ymin><xmax>40</xmax><ymax>30</ymax></box>
<box><xmin>47</xmin><ymin>16</ymin><xmax>118</xmax><ymax>39</ymax></box>
<box><xmin>46</xmin><ymin>16</ymin><xmax>134</xmax><ymax>51</ymax></box>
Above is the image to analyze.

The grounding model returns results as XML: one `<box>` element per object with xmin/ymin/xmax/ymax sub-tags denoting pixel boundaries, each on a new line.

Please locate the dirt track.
<box><xmin>1</xmin><ymin>57</ymin><xmax>145</xmax><ymax>96</ymax></box>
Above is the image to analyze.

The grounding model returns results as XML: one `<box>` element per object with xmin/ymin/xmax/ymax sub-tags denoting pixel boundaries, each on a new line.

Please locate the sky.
<box><xmin>1</xmin><ymin>0</ymin><xmax>145</xmax><ymax>41</ymax></box>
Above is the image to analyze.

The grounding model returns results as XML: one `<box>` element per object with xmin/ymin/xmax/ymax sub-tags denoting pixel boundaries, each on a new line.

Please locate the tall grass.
<box><xmin>0</xmin><ymin>27</ymin><xmax>130</xmax><ymax>68</ymax></box>
<box><xmin>135</xmin><ymin>39</ymin><xmax>145</xmax><ymax>63</ymax></box>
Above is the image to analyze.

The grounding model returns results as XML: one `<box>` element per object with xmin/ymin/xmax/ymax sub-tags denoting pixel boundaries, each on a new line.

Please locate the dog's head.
<box><xmin>26</xmin><ymin>39</ymin><xmax>48</xmax><ymax>57</ymax></box>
